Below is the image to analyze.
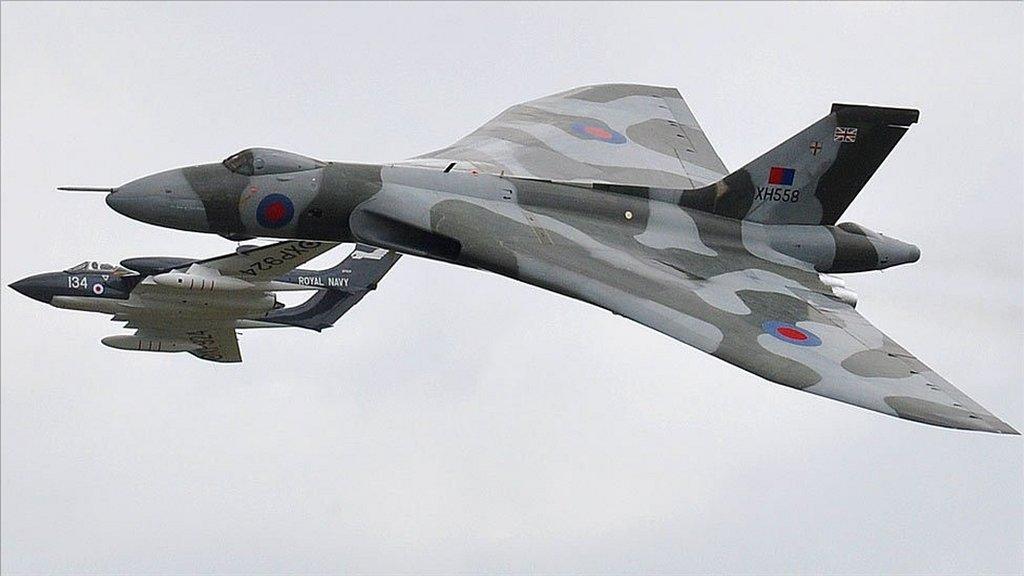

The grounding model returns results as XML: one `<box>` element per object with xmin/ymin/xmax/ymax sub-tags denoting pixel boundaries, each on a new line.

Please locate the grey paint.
<box><xmin>2</xmin><ymin>3</ymin><xmax>1020</xmax><ymax>575</ymax></box>
<box><xmin>94</xmin><ymin>82</ymin><xmax>1011</xmax><ymax>433</ymax></box>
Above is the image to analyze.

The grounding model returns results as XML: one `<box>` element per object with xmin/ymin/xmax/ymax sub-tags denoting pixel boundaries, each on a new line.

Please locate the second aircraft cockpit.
<box><xmin>63</xmin><ymin>261</ymin><xmax>138</xmax><ymax>277</ymax></box>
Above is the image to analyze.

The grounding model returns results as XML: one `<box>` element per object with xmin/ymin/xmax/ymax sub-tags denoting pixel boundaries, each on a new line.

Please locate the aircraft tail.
<box><xmin>315</xmin><ymin>244</ymin><xmax>401</xmax><ymax>292</ymax></box>
<box><xmin>265</xmin><ymin>290</ymin><xmax>366</xmax><ymax>332</ymax></box>
<box><xmin>681</xmin><ymin>104</ymin><xmax>919</xmax><ymax>225</ymax></box>
<box><xmin>266</xmin><ymin>244</ymin><xmax>400</xmax><ymax>331</ymax></box>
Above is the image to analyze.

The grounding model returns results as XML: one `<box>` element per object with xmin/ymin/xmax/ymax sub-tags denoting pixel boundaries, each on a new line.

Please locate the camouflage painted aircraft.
<box><xmin>9</xmin><ymin>241</ymin><xmax>400</xmax><ymax>363</ymax></box>
<box><xmin>70</xmin><ymin>84</ymin><xmax>1016</xmax><ymax>433</ymax></box>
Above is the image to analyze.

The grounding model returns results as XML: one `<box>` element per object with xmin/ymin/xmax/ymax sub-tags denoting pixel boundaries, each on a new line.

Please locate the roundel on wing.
<box><xmin>570</xmin><ymin>121</ymin><xmax>627</xmax><ymax>144</ymax></box>
<box><xmin>761</xmin><ymin>320</ymin><xmax>822</xmax><ymax>347</ymax></box>
<box><xmin>256</xmin><ymin>194</ymin><xmax>295</xmax><ymax>228</ymax></box>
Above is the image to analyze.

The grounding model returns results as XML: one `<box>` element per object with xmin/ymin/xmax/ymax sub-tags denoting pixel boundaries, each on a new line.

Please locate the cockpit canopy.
<box><xmin>64</xmin><ymin>261</ymin><xmax>137</xmax><ymax>277</ymax></box>
<box><xmin>222</xmin><ymin>148</ymin><xmax>325</xmax><ymax>176</ymax></box>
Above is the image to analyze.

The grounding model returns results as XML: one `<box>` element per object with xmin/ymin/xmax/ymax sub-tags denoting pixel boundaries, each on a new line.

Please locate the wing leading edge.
<box><xmin>520</xmin><ymin>243</ymin><xmax>1015</xmax><ymax>433</ymax></box>
<box><xmin>414</xmin><ymin>84</ymin><xmax>728</xmax><ymax>188</ymax></box>
<box><xmin>186</xmin><ymin>240</ymin><xmax>340</xmax><ymax>281</ymax></box>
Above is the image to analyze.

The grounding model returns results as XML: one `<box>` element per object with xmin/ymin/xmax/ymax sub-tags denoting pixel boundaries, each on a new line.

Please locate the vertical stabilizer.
<box><xmin>680</xmin><ymin>104</ymin><xmax>919</xmax><ymax>225</ymax></box>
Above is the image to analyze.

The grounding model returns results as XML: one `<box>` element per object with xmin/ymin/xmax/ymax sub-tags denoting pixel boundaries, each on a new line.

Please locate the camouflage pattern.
<box><xmin>98</xmin><ymin>84</ymin><xmax>1016</xmax><ymax>433</ymax></box>
<box><xmin>413</xmin><ymin>84</ymin><xmax>728</xmax><ymax>188</ymax></box>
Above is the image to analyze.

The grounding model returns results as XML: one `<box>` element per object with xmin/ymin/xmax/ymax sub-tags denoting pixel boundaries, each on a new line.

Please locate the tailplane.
<box><xmin>681</xmin><ymin>104</ymin><xmax>919</xmax><ymax>225</ymax></box>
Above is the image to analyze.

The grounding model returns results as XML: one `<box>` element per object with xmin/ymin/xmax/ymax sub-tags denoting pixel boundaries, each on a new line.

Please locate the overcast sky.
<box><xmin>2</xmin><ymin>3</ymin><xmax>1021</xmax><ymax>574</ymax></box>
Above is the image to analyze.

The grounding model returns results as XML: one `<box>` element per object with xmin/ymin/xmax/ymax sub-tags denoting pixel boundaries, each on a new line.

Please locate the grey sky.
<box><xmin>1</xmin><ymin>2</ymin><xmax>1021</xmax><ymax>574</ymax></box>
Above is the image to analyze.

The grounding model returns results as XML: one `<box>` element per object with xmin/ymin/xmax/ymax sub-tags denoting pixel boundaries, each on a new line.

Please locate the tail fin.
<box><xmin>681</xmin><ymin>104</ymin><xmax>919</xmax><ymax>225</ymax></box>
<box><xmin>314</xmin><ymin>244</ymin><xmax>402</xmax><ymax>292</ymax></box>
<box><xmin>266</xmin><ymin>244</ymin><xmax>400</xmax><ymax>331</ymax></box>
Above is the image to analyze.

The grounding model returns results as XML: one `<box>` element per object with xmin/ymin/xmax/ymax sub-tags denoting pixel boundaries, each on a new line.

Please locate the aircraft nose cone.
<box><xmin>907</xmin><ymin>243</ymin><xmax>921</xmax><ymax>263</ymax></box>
<box><xmin>9</xmin><ymin>278</ymin><xmax>31</xmax><ymax>296</ymax></box>
<box><xmin>9</xmin><ymin>275</ymin><xmax>53</xmax><ymax>303</ymax></box>
<box><xmin>108</xmin><ymin>169</ymin><xmax>211</xmax><ymax>233</ymax></box>
<box><xmin>105</xmin><ymin>188</ymin><xmax>136</xmax><ymax>214</ymax></box>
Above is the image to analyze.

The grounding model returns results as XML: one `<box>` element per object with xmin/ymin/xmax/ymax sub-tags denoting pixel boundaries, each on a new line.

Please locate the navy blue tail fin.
<box><xmin>267</xmin><ymin>244</ymin><xmax>401</xmax><ymax>331</ymax></box>
<box><xmin>265</xmin><ymin>290</ymin><xmax>365</xmax><ymax>332</ymax></box>
<box><xmin>316</xmin><ymin>244</ymin><xmax>401</xmax><ymax>292</ymax></box>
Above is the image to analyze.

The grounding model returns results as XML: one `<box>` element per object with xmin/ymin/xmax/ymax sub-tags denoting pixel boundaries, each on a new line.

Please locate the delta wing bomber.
<box><xmin>63</xmin><ymin>83</ymin><xmax>1016</xmax><ymax>433</ymax></box>
<box><xmin>10</xmin><ymin>242</ymin><xmax>400</xmax><ymax>362</ymax></box>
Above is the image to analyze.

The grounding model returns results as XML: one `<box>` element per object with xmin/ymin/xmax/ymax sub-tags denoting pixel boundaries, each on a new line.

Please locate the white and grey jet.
<box><xmin>10</xmin><ymin>241</ymin><xmax>400</xmax><ymax>362</ymax></box>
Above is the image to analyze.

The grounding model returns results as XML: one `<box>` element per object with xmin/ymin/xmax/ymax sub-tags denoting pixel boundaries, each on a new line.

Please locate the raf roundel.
<box><xmin>256</xmin><ymin>194</ymin><xmax>295</xmax><ymax>229</ymax></box>
<box><xmin>762</xmin><ymin>320</ymin><xmax>822</xmax><ymax>347</ymax></box>
<box><xmin>570</xmin><ymin>121</ymin><xmax>627</xmax><ymax>144</ymax></box>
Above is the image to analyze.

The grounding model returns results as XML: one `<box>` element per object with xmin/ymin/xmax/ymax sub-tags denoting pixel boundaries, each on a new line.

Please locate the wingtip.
<box><xmin>885</xmin><ymin>396</ymin><xmax>1019</xmax><ymax>435</ymax></box>
<box><xmin>961</xmin><ymin>417</ymin><xmax>1018</xmax><ymax>435</ymax></box>
<box><xmin>969</xmin><ymin>413</ymin><xmax>1019</xmax><ymax>435</ymax></box>
<box><xmin>993</xmin><ymin>422</ymin><xmax>1021</xmax><ymax>435</ymax></box>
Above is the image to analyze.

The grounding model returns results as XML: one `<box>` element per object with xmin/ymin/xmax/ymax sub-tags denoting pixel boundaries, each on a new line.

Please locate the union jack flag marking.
<box><xmin>834</xmin><ymin>127</ymin><xmax>858</xmax><ymax>142</ymax></box>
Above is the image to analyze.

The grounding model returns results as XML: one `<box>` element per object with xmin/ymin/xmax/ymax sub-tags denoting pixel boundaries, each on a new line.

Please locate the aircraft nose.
<box><xmin>9</xmin><ymin>274</ymin><xmax>55</xmax><ymax>303</ymax></box>
<box><xmin>906</xmin><ymin>243</ymin><xmax>921</xmax><ymax>263</ymax></box>
<box><xmin>107</xmin><ymin>168</ymin><xmax>211</xmax><ymax>233</ymax></box>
